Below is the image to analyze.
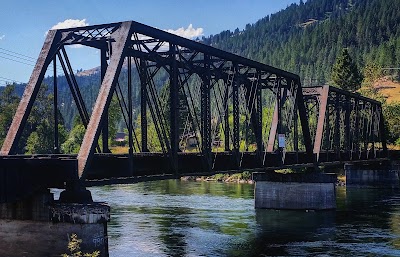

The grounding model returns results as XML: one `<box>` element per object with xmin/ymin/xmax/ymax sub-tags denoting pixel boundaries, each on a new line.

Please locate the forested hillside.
<box><xmin>1</xmin><ymin>0</ymin><xmax>400</xmax><ymax>153</ymax></box>
<box><xmin>6</xmin><ymin>0</ymin><xmax>400</xmax><ymax>127</ymax></box>
<box><xmin>202</xmin><ymin>0</ymin><xmax>400</xmax><ymax>85</ymax></box>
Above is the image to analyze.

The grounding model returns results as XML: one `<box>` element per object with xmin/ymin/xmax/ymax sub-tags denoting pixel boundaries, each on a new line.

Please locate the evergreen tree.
<box><xmin>25</xmin><ymin>84</ymin><xmax>68</xmax><ymax>154</ymax></box>
<box><xmin>331</xmin><ymin>48</ymin><xmax>363</xmax><ymax>91</ymax></box>
<box><xmin>0</xmin><ymin>84</ymin><xmax>19</xmax><ymax>146</ymax></box>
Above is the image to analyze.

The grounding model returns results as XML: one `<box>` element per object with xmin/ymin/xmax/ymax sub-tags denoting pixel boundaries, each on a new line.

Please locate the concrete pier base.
<box><xmin>253</xmin><ymin>173</ymin><xmax>336</xmax><ymax>210</ymax></box>
<box><xmin>345</xmin><ymin>162</ymin><xmax>400</xmax><ymax>188</ymax></box>
<box><xmin>0</xmin><ymin>191</ymin><xmax>110</xmax><ymax>257</ymax></box>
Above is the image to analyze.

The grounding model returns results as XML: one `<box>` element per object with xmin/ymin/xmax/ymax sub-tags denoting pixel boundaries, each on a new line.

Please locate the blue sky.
<box><xmin>0</xmin><ymin>0</ymin><xmax>298</xmax><ymax>86</ymax></box>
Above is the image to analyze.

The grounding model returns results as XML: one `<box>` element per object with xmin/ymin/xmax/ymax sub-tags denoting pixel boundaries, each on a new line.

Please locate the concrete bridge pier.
<box><xmin>345</xmin><ymin>162</ymin><xmax>400</xmax><ymax>188</ymax></box>
<box><xmin>253</xmin><ymin>172</ymin><xmax>337</xmax><ymax>210</ymax></box>
<box><xmin>0</xmin><ymin>189</ymin><xmax>110</xmax><ymax>257</ymax></box>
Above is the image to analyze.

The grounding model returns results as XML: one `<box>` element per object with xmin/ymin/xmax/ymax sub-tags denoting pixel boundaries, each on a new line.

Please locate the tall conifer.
<box><xmin>331</xmin><ymin>48</ymin><xmax>363</xmax><ymax>91</ymax></box>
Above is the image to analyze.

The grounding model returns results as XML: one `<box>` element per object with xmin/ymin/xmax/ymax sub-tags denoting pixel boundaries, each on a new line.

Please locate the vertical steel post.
<box><xmin>224</xmin><ymin>77</ymin><xmax>230</xmax><ymax>151</ymax></box>
<box><xmin>354</xmin><ymin>99</ymin><xmax>360</xmax><ymax>157</ymax></box>
<box><xmin>334</xmin><ymin>93</ymin><xmax>340</xmax><ymax>160</ymax></box>
<box><xmin>201</xmin><ymin>54</ymin><xmax>212</xmax><ymax>171</ymax></box>
<box><xmin>369</xmin><ymin>104</ymin><xmax>375</xmax><ymax>156</ymax></box>
<box><xmin>293</xmin><ymin>90</ymin><xmax>299</xmax><ymax>162</ymax></box>
<box><xmin>232</xmin><ymin>65</ymin><xmax>240</xmax><ymax>158</ymax></box>
<box><xmin>325</xmin><ymin>97</ymin><xmax>330</xmax><ymax>161</ymax></box>
<box><xmin>255</xmin><ymin>74</ymin><xmax>263</xmax><ymax>157</ymax></box>
<box><xmin>379</xmin><ymin>105</ymin><xmax>388</xmax><ymax>156</ymax></box>
<box><xmin>127</xmin><ymin>56</ymin><xmax>134</xmax><ymax>175</ymax></box>
<box><xmin>53</xmin><ymin>57</ymin><xmax>59</xmax><ymax>154</ymax></box>
<box><xmin>128</xmin><ymin>57</ymin><xmax>133</xmax><ymax>155</ymax></box>
<box><xmin>170</xmin><ymin>44</ymin><xmax>179</xmax><ymax>173</ymax></box>
<box><xmin>101</xmin><ymin>48</ymin><xmax>109</xmax><ymax>153</ymax></box>
<box><xmin>277</xmin><ymin>79</ymin><xmax>283</xmax><ymax>165</ymax></box>
<box><xmin>344</xmin><ymin>96</ymin><xmax>351</xmax><ymax>155</ymax></box>
<box><xmin>363</xmin><ymin>104</ymin><xmax>370</xmax><ymax>155</ymax></box>
<box><xmin>139</xmin><ymin>59</ymin><xmax>148</xmax><ymax>152</ymax></box>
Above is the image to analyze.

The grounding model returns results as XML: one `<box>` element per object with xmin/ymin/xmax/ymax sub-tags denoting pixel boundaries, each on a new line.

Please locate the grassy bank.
<box><xmin>182</xmin><ymin>171</ymin><xmax>253</xmax><ymax>184</ymax></box>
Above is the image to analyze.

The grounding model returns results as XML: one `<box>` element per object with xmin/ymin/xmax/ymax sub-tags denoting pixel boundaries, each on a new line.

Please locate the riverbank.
<box><xmin>182</xmin><ymin>172</ymin><xmax>346</xmax><ymax>186</ymax></box>
<box><xmin>181</xmin><ymin>171</ymin><xmax>253</xmax><ymax>184</ymax></box>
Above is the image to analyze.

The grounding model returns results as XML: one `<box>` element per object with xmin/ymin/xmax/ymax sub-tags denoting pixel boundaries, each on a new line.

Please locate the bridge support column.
<box><xmin>345</xmin><ymin>162</ymin><xmax>399</xmax><ymax>188</ymax></box>
<box><xmin>253</xmin><ymin>173</ymin><xmax>336</xmax><ymax>210</ymax></box>
<box><xmin>0</xmin><ymin>190</ymin><xmax>110</xmax><ymax>257</ymax></box>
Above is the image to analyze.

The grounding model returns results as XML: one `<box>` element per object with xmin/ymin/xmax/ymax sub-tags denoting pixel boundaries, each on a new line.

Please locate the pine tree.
<box><xmin>331</xmin><ymin>48</ymin><xmax>363</xmax><ymax>91</ymax></box>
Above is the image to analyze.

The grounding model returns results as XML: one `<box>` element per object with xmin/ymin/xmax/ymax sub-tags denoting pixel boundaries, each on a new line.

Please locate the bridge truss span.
<box><xmin>303</xmin><ymin>85</ymin><xmax>387</xmax><ymax>163</ymax></box>
<box><xmin>0</xmin><ymin>21</ymin><xmax>387</xmax><ymax>193</ymax></box>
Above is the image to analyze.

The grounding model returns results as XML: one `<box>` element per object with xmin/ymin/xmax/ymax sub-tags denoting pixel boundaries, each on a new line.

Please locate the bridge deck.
<box><xmin>0</xmin><ymin>150</ymin><xmax>388</xmax><ymax>192</ymax></box>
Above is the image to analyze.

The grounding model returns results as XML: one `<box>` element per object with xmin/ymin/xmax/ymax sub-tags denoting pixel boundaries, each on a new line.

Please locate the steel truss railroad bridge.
<box><xmin>0</xmin><ymin>21</ymin><xmax>387</xmax><ymax>202</ymax></box>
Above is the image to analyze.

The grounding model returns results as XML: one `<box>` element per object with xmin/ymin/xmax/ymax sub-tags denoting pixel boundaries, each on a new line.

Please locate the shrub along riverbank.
<box><xmin>181</xmin><ymin>171</ymin><xmax>253</xmax><ymax>184</ymax></box>
<box><xmin>182</xmin><ymin>171</ymin><xmax>346</xmax><ymax>186</ymax></box>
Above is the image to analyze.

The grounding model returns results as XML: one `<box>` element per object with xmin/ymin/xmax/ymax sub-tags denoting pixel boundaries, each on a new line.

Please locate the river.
<box><xmin>71</xmin><ymin>180</ymin><xmax>400</xmax><ymax>256</ymax></box>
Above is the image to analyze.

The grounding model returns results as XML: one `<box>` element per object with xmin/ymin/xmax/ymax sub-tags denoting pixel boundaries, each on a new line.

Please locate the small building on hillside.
<box><xmin>114</xmin><ymin>132</ymin><xmax>126</xmax><ymax>146</ymax></box>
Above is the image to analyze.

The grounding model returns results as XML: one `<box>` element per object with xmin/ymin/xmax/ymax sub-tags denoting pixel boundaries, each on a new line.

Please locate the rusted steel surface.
<box><xmin>77</xmin><ymin>21</ymin><xmax>133</xmax><ymax>178</ymax></box>
<box><xmin>313</xmin><ymin>85</ymin><xmax>329</xmax><ymax>160</ymax></box>
<box><xmin>267</xmin><ymin>102</ymin><xmax>279</xmax><ymax>152</ymax></box>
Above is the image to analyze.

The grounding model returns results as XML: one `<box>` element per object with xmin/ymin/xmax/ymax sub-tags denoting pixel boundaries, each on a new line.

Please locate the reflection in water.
<box><xmin>53</xmin><ymin>181</ymin><xmax>400</xmax><ymax>256</ymax></box>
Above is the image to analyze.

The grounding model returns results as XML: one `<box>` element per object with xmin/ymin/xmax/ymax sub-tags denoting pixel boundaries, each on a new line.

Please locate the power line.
<box><xmin>0</xmin><ymin>53</ymin><xmax>64</xmax><ymax>72</ymax></box>
<box><xmin>0</xmin><ymin>55</ymin><xmax>35</xmax><ymax>67</ymax></box>
<box><xmin>0</xmin><ymin>54</ymin><xmax>64</xmax><ymax>78</ymax></box>
<box><xmin>0</xmin><ymin>76</ymin><xmax>24</xmax><ymax>84</ymax></box>
<box><xmin>0</xmin><ymin>46</ymin><xmax>98</xmax><ymax>83</ymax></box>
<box><xmin>0</xmin><ymin>50</ymin><xmax>37</xmax><ymax>63</ymax></box>
<box><xmin>0</xmin><ymin>47</ymin><xmax>67</xmax><ymax>74</ymax></box>
<box><xmin>0</xmin><ymin>47</ymin><xmax>36</xmax><ymax>60</ymax></box>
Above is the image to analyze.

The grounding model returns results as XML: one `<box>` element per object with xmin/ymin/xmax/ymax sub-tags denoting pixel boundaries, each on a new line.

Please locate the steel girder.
<box><xmin>302</xmin><ymin>85</ymin><xmax>387</xmax><ymax>162</ymax></box>
<box><xmin>0</xmin><ymin>21</ymin><xmax>314</xmax><ymax>178</ymax></box>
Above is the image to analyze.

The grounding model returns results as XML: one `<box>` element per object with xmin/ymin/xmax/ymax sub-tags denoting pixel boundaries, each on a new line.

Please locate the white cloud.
<box><xmin>45</xmin><ymin>19</ymin><xmax>89</xmax><ymax>36</ymax></box>
<box><xmin>50</xmin><ymin>18</ymin><xmax>88</xmax><ymax>31</ymax></box>
<box><xmin>166</xmin><ymin>24</ymin><xmax>204</xmax><ymax>39</ymax></box>
<box><xmin>45</xmin><ymin>19</ymin><xmax>89</xmax><ymax>48</ymax></box>
<box><xmin>130</xmin><ymin>24</ymin><xmax>204</xmax><ymax>53</ymax></box>
<box><xmin>0</xmin><ymin>35</ymin><xmax>5</xmax><ymax>40</ymax></box>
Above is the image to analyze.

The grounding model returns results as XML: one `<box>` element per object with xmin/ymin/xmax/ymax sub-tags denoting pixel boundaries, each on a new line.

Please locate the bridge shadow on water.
<box><xmin>228</xmin><ymin>187</ymin><xmax>400</xmax><ymax>256</ymax></box>
<box><xmin>226</xmin><ymin>209</ymin><xmax>336</xmax><ymax>256</ymax></box>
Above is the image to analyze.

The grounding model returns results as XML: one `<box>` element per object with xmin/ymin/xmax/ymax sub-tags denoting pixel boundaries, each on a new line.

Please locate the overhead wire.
<box><xmin>0</xmin><ymin>47</ymin><xmax>72</xmax><ymax>82</ymax></box>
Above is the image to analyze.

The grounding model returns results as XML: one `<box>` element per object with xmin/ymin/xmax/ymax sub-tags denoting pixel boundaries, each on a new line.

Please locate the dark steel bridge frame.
<box><xmin>0</xmin><ymin>21</ymin><xmax>387</xmax><ymax>202</ymax></box>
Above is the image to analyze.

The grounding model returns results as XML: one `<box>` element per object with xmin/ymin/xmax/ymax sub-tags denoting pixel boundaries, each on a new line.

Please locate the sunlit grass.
<box><xmin>110</xmin><ymin>146</ymin><xmax>129</xmax><ymax>154</ymax></box>
<box><xmin>376</xmin><ymin>77</ymin><xmax>400</xmax><ymax>103</ymax></box>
